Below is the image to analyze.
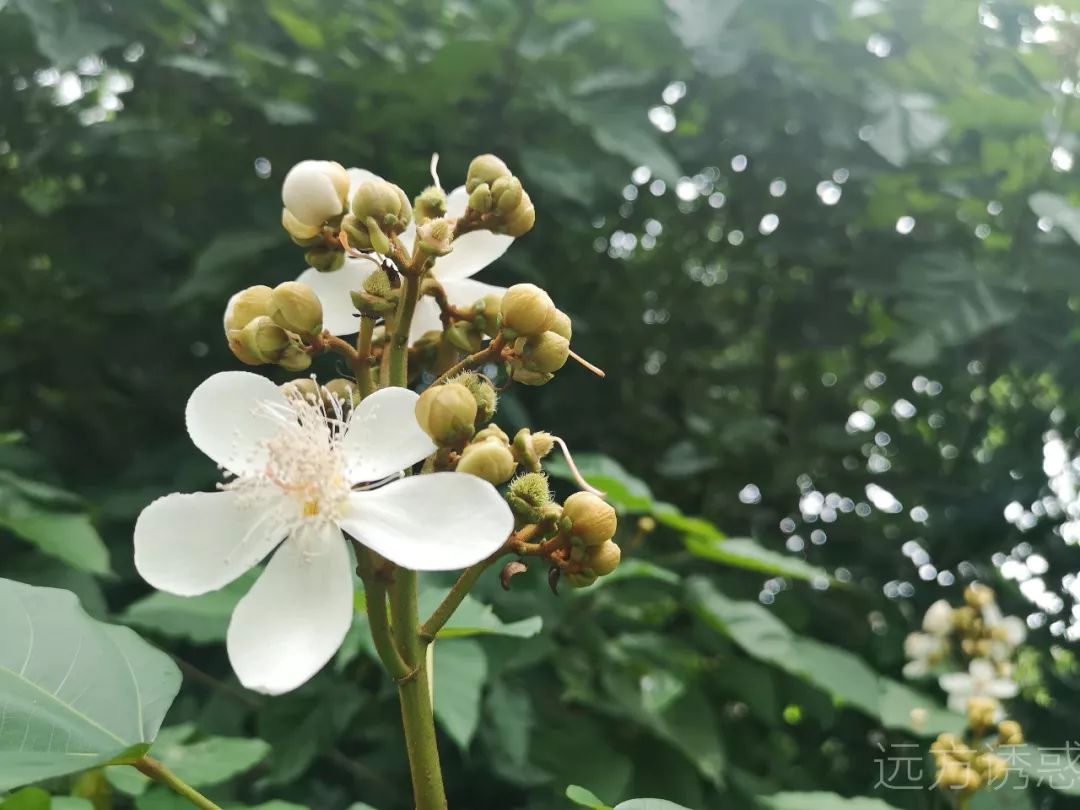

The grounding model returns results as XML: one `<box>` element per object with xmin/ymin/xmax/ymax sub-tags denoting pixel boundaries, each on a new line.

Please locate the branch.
<box><xmin>431</xmin><ymin>334</ymin><xmax>507</xmax><ymax>386</ymax></box>
<box><xmin>134</xmin><ymin>756</ymin><xmax>223</xmax><ymax>810</ymax></box>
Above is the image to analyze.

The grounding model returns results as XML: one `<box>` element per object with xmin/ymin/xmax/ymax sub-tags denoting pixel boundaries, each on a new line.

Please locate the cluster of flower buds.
<box><xmin>224</xmin><ymin>281</ymin><xmax>324</xmax><ymax>371</ymax></box>
<box><xmin>904</xmin><ymin>584</ymin><xmax>1028</xmax><ymax>801</ymax></box>
<box><xmin>464</xmin><ymin>154</ymin><xmax>535</xmax><ymax>237</ymax></box>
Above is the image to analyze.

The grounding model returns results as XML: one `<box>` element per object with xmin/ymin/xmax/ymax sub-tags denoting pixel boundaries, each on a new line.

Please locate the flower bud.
<box><xmin>238</xmin><ymin>316</ymin><xmax>291</xmax><ymax>364</ymax></box>
<box><xmin>938</xmin><ymin>761</ymin><xmax>981</xmax><ymax>792</ymax></box>
<box><xmin>227</xmin><ymin>330</ymin><xmax>260</xmax><ymax>365</ymax></box>
<box><xmin>515</xmin><ymin>331</ymin><xmax>570</xmax><ymax>374</ymax></box>
<box><xmin>414</xmin><ymin>185</ymin><xmax>447</xmax><ymax>225</ymax></box>
<box><xmin>452</xmin><ymin>372</ymin><xmax>497</xmax><ymax>425</ymax></box>
<box><xmin>508</xmin><ymin>472</ymin><xmax>551</xmax><ymax>509</ymax></box>
<box><xmin>587</xmin><ymin>541</ymin><xmax>621</xmax><ymax>576</ymax></box>
<box><xmin>323</xmin><ymin>378</ymin><xmax>360</xmax><ymax>410</ymax></box>
<box><xmin>468</xmin><ymin>183</ymin><xmax>493</xmax><ymax>213</ymax></box>
<box><xmin>417</xmin><ymin>218</ymin><xmax>454</xmax><ymax>256</ymax></box>
<box><xmin>415</xmin><ymin>383</ymin><xmax>477</xmax><ymax>446</ymax></box>
<box><xmin>500</xmin><ymin>283</ymin><xmax>555</xmax><ymax>336</ymax></box>
<box><xmin>457</xmin><ymin>438</ymin><xmax>517</xmax><ymax>485</ymax></box>
<box><xmin>964</xmin><ymin>582</ymin><xmax>995</xmax><ymax>609</ymax></box>
<box><xmin>281</xmin><ymin>207</ymin><xmax>322</xmax><ymax>241</ymax></box>
<box><xmin>550</xmin><ymin>309</ymin><xmax>572</xmax><ymax>341</ymax></box>
<box><xmin>270</xmin><ymin>281</ymin><xmax>322</xmax><ymax>337</ymax></box>
<box><xmin>565</xmin><ymin>570</ymin><xmax>598</xmax><ymax>589</ymax></box>
<box><xmin>976</xmin><ymin>753</ymin><xmax>1008</xmax><ymax>783</ymax></box>
<box><xmin>499</xmin><ymin>191</ymin><xmax>535</xmax><ymax>237</ymax></box>
<box><xmin>351</xmin><ymin>178</ymin><xmax>412</xmax><ymax>232</ymax></box>
<box><xmin>998</xmin><ymin>720</ymin><xmax>1024</xmax><ymax>745</ymax></box>
<box><xmin>305</xmin><ymin>247</ymin><xmax>345</xmax><ymax>273</ymax></box>
<box><xmin>922</xmin><ymin>599</ymin><xmax>954</xmax><ymax>635</ymax></box>
<box><xmin>530</xmin><ymin>431</ymin><xmax>555</xmax><ymax>459</ymax></box>
<box><xmin>341</xmin><ymin>213</ymin><xmax>373</xmax><ymax>251</ymax></box>
<box><xmin>512</xmin><ymin>428</ymin><xmax>555</xmax><ymax>471</ymax></box>
<box><xmin>965</xmin><ymin>696</ymin><xmax>998</xmax><ymax>732</ymax></box>
<box><xmin>475</xmin><ymin>424</ymin><xmax>510</xmax><ymax>445</ymax></box>
<box><xmin>563</xmin><ymin>492</ymin><xmax>617</xmax><ymax>546</ymax></box>
<box><xmin>279</xmin><ymin>343</ymin><xmax>313</xmax><ymax>372</ymax></box>
<box><xmin>511</xmin><ymin>368</ymin><xmax>554</xmax><ymax>386</ymax></box>
<box><xmin>282</xmin><ymin>160</ymin><xmax>349</xmax><ymax>227</ymax></box>
<box><xmin>491</xmin><ymin>175</ymin><xmax>523</xmax><ymax>215</ymax></box>
<box><xmin>445</xmin><ymin>322</ymin><xmax>483</xmax><ymax>354</ymax></box>
<box><xmin>224</xmin><ymin>285</ymin><xmax>273</xmax><ymax>333</ymax></box>
<box><xmin>473</xmin><ymin>292</ymin><xmax>504</xmax><ymax>337</ymax></box>
<box><xmin>466</xmin><ymin>154</ymin><xmax>511</xmax><ymax>193</ymax></box>
<box><xmin>281</xmin><ymin>378</ymin><xmax>320</xmax><ymax>404</ymax></box>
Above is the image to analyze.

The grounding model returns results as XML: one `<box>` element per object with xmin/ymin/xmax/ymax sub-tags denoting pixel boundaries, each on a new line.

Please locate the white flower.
<box><xmin>922</xmin><ymin>599</ymin><xmax>953</xmax><ymax>635</ymax></box>
<box><xmin>282</xmin><ymin>160</ymin><xmax>349</xmax><ymax>227</ymax></box>
<box><xmin>980</xmin><ymin>601</ymin><xmax>1027</xmax><ymax>661</ymax></box>
<box><xmin>298</xmin><ymin>168</ymin><xmax>512</xmax><ymax>337</ymax></box>
<box><xmin>134</xmin><ymin>371</ymin><xmax>513</xmax><ymax>695</ymax></box>
<box><xmin>903</xmin><ymin>631</ymin><xmax>948</xmax><ymax>678</ymax></box>
<box><xmin>938</xmin><ymin>658</ymin><xmax>1019</xmax><ymax>713</ymax></box>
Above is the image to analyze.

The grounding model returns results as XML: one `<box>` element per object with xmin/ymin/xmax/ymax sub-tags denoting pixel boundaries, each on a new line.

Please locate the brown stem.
<box><xmin>431</xmin><ymin>334</ymin><xmax>507</xmax><ymax>385</ymax></box>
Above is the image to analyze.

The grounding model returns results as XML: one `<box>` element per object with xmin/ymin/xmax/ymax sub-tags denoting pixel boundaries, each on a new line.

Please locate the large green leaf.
<box><xmin>120</xmin><ymin>572</ymin><xmax>258</xmax><ymax>644</ymax></box>
<box><xmin>685</xmin><ymin>536</ymin><xmax>828</xmax><ymax>583</ymax></box>
<box><xmin>418</xmin><ymin>587</ymin><xmax>542</xmax><ymax>640</ymax></box>
<box><xmin>759</xmin><ymin>794</ymin><xmax>902</xmax><ymax>810</ymax></box>
<box><xmin>615</xmin><ymin>801</ymin><xmax>693</xmax><ymax>810</ymax></box>
<box><xmin>566</xmin><ymin>785</ymin><xmax>610</xmax><ymax>809</ymax></box>
<box><xmin>686</xmin><ymin>578</ymin><xmax>961</xmax><ymax>735</ymax></box>
<box><xmin>433</xmin><ymin>639</ymin><xmax>487</xmax><ymax>750</ymax></box>
<box><xmin>0</xmin><ymin>578</ymin><xmax>181</xmax><ymax>790</ymax></box>
<box><xmin>0</xmin><ymin>472</ymin><xmax>110</xmax><ymax>575</ymax></box>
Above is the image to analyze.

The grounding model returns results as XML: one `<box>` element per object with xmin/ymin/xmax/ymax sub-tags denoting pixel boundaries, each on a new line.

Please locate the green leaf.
<box><xmin>106</xmin><ymin>725</ymin><xmax>197</xmax><ymax>796</ymax></box>
<box><xmin>433</xmin><ymin>639</ymin><xmax>487</xmax><ymax>750</ymax></box>
<box><xmin>1005</xmin><ymin>743</ymin><xmax>1080</xmax><ymax>796</ymax></box>
<box><xmin>267</xmin><ymin>0</ymin><xmax>324</xmax><ymax>48</ymax></box>
<box><xmin>0</xmin><ymin>578</ymin><xmax>181</xmax><ymax>790</ymax></box>
<box><xmin>546</xmin><ymin>454</ymin><xmax>655</xmax><ymax>512</ymax></box>
<box><xmin>0</xmin><ymin>787</ymin><xmax>51</xmax><ymax>810</ymax></box>
<box><xmin>52</xmin><ymin>799</ymin><xmax>95</xmax><ymax>810</ymax></box>
<box><xmin>345</xmin><ymin>805</ymin><xmax>381</xmax><ymax>810</ymax></box>
<box><xmin>686</xmin><ymin>578</ymin><xmax>961</xmax><ymax>735</ymax></box>
<box><xmin>1029</xmin><ymin>192</ymin><xmax>1080</xmax><ymax>243</ymax></box>
<box><xmin>566</xmin><ymin>784</ymin><xmax>612</xmax><ymax>809</ymax></box>
<box><xmin>686</xmin><ymin>536</ymin><xmax>828</xmax><ymax>582</ymax></box>
<box><xmin>172</xmin><ymin>231</ymin><xmax>280</xmax><ymax>303</ymax></box>
<box><xmin>758</xmin><ymin>794</ymin><xmax>903</xmax><ymax>810</ymax></box>
<box><xmin>419</xmin><ymin>587</ymin><xmax>542</xmax><ymax>640</ymax></box>
<box><xmin>615</xmin><ymin>801</ymin><xmax>693</xmax><ymax>810</ymax></box>
<box><xmin>666</xmin><ymin>0</ymin><xmax>747</xmax><ymax>77</ymax></box>
<box><xmin>11</xmin><ymin>0</ymin><xmax>124</xmax><ymax>68</ymax></box>
<box><xmin>120</xmin><ymin>572</ymin><xmax>258</xmax><ymax>644</ymax></box>
<box><xmin>0</xmin><ymin>473</ymin><xmax>110</xmax><ymax>575</ymax></box>
<box><xmin>864</xmin><ymin>88</ymin><xmax>949</xmax><ymax>167</ymax></box>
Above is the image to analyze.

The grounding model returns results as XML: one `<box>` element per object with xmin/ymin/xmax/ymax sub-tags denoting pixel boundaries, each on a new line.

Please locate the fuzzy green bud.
<box><xmin>457</xmin><ymin>438</ymin><xmax>517</xmax><ymax>485</ymax></box>
<box><xmin>491</xmin><ymin>175</ymin><xmax>523</xmax><ymax>215</ymax></box>
<box><xmin>305</xmin><ymin>247</ymin><xmax>345</xmax><ymax>273</ymax></box>
<box><xmin>351</xmin><ymin>178</ymin><xmax>412</xmax><ymax>232</ymax></box>
<box><xmin>414</xmin><ymin>185</ymin><xmax>447</xmax><ymax>225</ymax></box>
<box><xmin>586</xmin><ymin>541</ymin><xmax>621</xmax><ymax>576</ymax></box>
<box><xmin>417</xmin><ymin>218</ymin><xmax>454</xmax><ymax>256</ymax></box>
<box><xmin>468</xmin><ymin>183</ymin><xmax>493</xmax><ymax>213</ymax></box>
<box><xmin>224</xmin><ymin>285</ymin><xmax>274</xmax><ymax>333</ymax></box>
<box><xmin>499</xmin><ymin>190</ymin><xmax>535</xmax><ymax>237</ymax></box>
<box><xmin>415</xmin><ymin>383</ymin><xmax>478</xmax><ymax>446</ymax></box>
<box><xmin>452</xmin><ymin>372</ymin><xmax>498</xmax><ymax>425</ymax></box>
<box><xmin>515</xmin><ymin>331</ymin><xmax>570</xmax><ymax>374</ymax></box>
<box><xmin>500</xmin><ymin>283</ymin><xmax>556</xmax><ymax>336</ymax></box>
<box><xmin>270</xmin><ymin>281</ymin><xmax>323</xmax><ymax>337</ymax></box>
<box><xmin>550</xmin><ymin>309</ymin><xmax>572</xmax><ymax>341</ymax></box>
<box><xmin>508</xmin><ymin>472</ymin><xmax>551</xmax><ymax>509</ymax></box>
<box><xmin>238</xmin><ymin>316</ymin><xmax>291</xmax><ymax>364</ymax></box>
<box><xmin>364</xmin><ymin>269</ymin><xmax>393</xmax><ymax>297</ymax></box>
<box><xmin>563</xmin><ymin>492</ymin><xmax>617</xmax><ymax>546</ymax></box>
<box><xmin>466</xmin><ymin>154</ymin><xmax>511</xmax><ymax>193</ymax></box>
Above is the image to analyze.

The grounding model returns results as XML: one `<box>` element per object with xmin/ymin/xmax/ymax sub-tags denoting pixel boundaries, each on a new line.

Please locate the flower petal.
<box><xmin>969</xmin><ymin>658</ymin><xmax>996</xmax><ymax>681</ymax></box>
<box><xmin>186</xmin><ymin>371</ymin><xmax>291</xmax><ymax>476</ymax></box>
<box><xmin>227</xmin><ymin>524</ymin><xmax>353</xmax><ymax>695</ymax></box>
<box><xmin>431</xmin><ymin>231</ymin><xmax>514</xmax><ymax>282</ymax></box>
<box><xmin>297</xmin><ymin>260</ymin><xmax>375</xmax><ymax>336</ymax></box>
<box><xmin>399</xmin><ymin>220</ymin><xmax>417</xmax><ymax>255</ymax></box>
<box><xmin>407</xmin><ymin>278</ymin><xmax>507</xmax><ymax>345</ymax></box>
<box><xmin>340</xmin><ymin>472</ymin><xmax>513</xmax><ymax>571</ymax></box>
<box><xmin>134</xmin><ymin>489</ymin><xmax>289</xmax><ymax>596</ymax></box>
<box><xmin>407</xmin><ymin>296</ymin><xmax>444</xmax><ymax>345</ymax></box>
<box><xmin>340</xmin><ymin>387</ymin><xmax>435</xmax><ymax>483</ymax></box>
<box><xmin>938</xmin><ymin>672</ymin><xmax>972</xmax><ymax>696</ymax></box>
<box><xmin>347</xmin><ymin>167</ymin><xmax>380</xmax><ymax>201</ymax></box>
<box><xmin>445</xmin><ymin>185</ymin><xmax>469</xmax><ymax>219</ymax></box>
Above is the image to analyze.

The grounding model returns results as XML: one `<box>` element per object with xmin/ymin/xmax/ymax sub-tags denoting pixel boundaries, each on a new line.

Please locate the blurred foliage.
<box><xmin>4</xmin><ymin>0</ymin><xmax>1080</xmax><ymax>808</ymax></box>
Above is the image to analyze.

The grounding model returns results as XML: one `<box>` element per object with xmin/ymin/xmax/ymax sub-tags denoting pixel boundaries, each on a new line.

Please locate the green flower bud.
<box><xmin>550</xmin><ymin>309</ymin><xmax>572</xmax><ymax>341</ymax></box>
<box><xmin>282</xmin><ymin>160</ymin><xmax>349</xmax><ymax>227</ymax></box>
<box><xmin>446</xmin><ymin>321</ymin><xmax>483</xmax><ymax>354</ymax></box>
<box><xmin>279</xmin><ymin>343</ymin><xmax>313</xmax><ymax>372</ymax></box>
<box><xmin>586</xmin><ymin>541</ymin><xmax>621</xmax><ymax>576</ymax></box>
<box><xmin>270</xmin><ymin>281</ymin><xmax>323</xmax><ymax>337</ymax></box>
<box><xmin>281</xmin><ymin>377</ymin><xmax>321</xmax><ymax>404</ymax></box>
<box><xmin>510</xmin><ymin>368</ymin><xmax>554</xmax><ymax>386</ymax></box>
<box><xmin>414</xmin><ymin>383</ymin><xmax>478</xmax><ymax>446</ymax></box>
<box><xmin>491</xmin><ymin>175</ymin><xmax>523</xmax><ymax>215</ymax></box>
<box><xmin>473</xmin><ymin>292</ymin><xmax>504</xmax><ymax>337</ymax></box>
<box><xmin>351</xmin><ymin>178</ymin><xmax>412</xmax><ymax>232</ymax></box>
<box><xmin>500</xmin><ymin>283</ymin><xmax>555</xmax><ymax>336</ymax></box>
<box><xmin>499</xmin><ymin>190</ymin><xmax>535</xmax><ymax>237</ymax></box>
<box><xmin>508</xmin><ymin>472</ymin><xmax>551</xmax><ymax>509</ymax></box>
<box><xmin>364</xmin><ymin>269</ymin><xmax>393</xmax><ymax>298</ymax></box>
<box><xmin>227</xmin><ymin>329</ymin><xmax>261</xmax><ymax>365</ymax></box>
<box><xmin>466</xmin><ymin>154</ymin><xmax>511</xmax><ymax>193</ymax></box>
<box><xmin>965</xmin><ymin>696</ymin><xmax>997</xmax><ymax>733</ymax></box>
<box><xmin>305</xmin><ymin>247</ymin><xmax>345</xmax><ymax>273</ymax></box>
<box><xmin>341</xmin><ymin>213</ymin><xmax>373</xmax><ymax>251</ymax></box>
<box><xmin>474</xmin><ymin>424</ymin><xmax>510</xmax><ymax>445</ymax></box>
<box><xmin>238</xmin><ymin>316</ymin><xmax>291</xmax><ymax>364</ymax></box>
<box><xmin>998</xmin><ymin>720</ymin><xmax>1024</xmax><ymax>746</ymax></box>
<box><xmin>515</xmin><ymin>331</ymin><xmax>570</xmax><ymax>374</ymax></box>
<box><xmin>417</xmin><ymin>218</ymin><xmax>454</xmax><ymax>256</ymax></box>
<box><xmin>365</xmin><ymin>216</ymin><xmax>392</xmax><ymax>255</ymax></box>
<box><xmin>324</xmin><ymin>378</ymin><xmax>360</xmax><ymax>410</ymax></box>
<box><xmin>414</xmin><ymin>185</ymin><xmax>447</xmax><ymax>225</ymax></box>
<box><xmin>451</xmin><ymin>372</ymin><xmax>498</xmax><ymax>425</ymax></box>
<box><xmin>224</xmin><ymin>285</ymin><xmax>273</xmax><ymax>333</ymax></box>
<box><xmin>565</xmin><ymin>570</ymin><xmax>598</xmax><ymax>589</ymax></box>
<box><xmin>468</xmin><ymin>183</ymin><xmax>493</xmax><ymax>213</ymax></box>
<box><xmin>281</xmin><ymin>207</ymin><xmax>322</xmax><ymax>241</ymax></box>
<box><xmin>457</xmin><ymin>438</ymin><xmax>517</xmax><ymax>485</ymax></box>
<box><xmin>937</xmin><ymin>760</ymin><xmax>981</xmax><ymax>792</ymax></box>
<box><xmin>563</xmin><ymin>491</ymin><xmax>617</xmax><ymax>546</ymax></box>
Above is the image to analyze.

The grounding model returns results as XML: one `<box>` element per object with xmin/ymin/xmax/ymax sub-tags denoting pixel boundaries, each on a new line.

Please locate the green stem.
<box><xmin>387</xmin><ymin>274</ymin><xmax>420</xmax><ymax>387</ymax></box>
<box><xmin>134</xmin><ymin>756</ymin><xmax>222</xmax><ymax>810</ymax></box>
<box><xmin>361</xmin><ymin>572</ymin><xmax>410</xmax><ymax>680</ymax></box>
<box><xmin>419</xmin><ymin>554</ymin><xmax>501</xmax><ymax>643</ymax></box>
<box><xmin>355</xmin><ymin>317</ymin><xmax>377</xmax><ymax>398</ymax></box>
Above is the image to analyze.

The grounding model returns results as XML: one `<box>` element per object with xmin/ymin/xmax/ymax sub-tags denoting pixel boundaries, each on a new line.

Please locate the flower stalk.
<box><xmin>134</xmin><ymin>756</ymin><xmax>222</xmax><ymax>810</ymax></box>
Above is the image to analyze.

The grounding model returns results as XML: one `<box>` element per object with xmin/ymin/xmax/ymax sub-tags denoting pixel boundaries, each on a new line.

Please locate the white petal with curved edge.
<box><xmin>938</xmin><ymin>672</ymin><xmax>972</xmax><ymax>696</ymax></box>
<box><xmin>398</xmin><ymin>220</ymin><xmax>417</xmax><ymax>254</ymax></box>
<box><xmin>446</xmin><ymin>185</ymin><xmax>469</xmax><ymax>219</ymax></box>
<box><xmin>134</xmin><ymin>488</ymin><xmax>290</xmax><ymax>596</ymax></box>
<box><xmin>186</xmin><ymin>371</ymin><xmax>291</xmax><ymax>475</ymax></box>
<box><xmin>297</xmin><ymin>260</ymin><xmax>375</xmax><ymax>336</ymax></box>
<box><xmin>407</xmin><ymin>277</ymin><xmax>507</xmax><ymax>344</ymax></box>
<box><xmin>407</xmin><ymin>296</ymin><xmax>444</xmax><ymax>344</ymax></box>
<box><xmin>340</xmin><ymin>472</ymin><xmax>513</xmax><ymax>571</ymax></box>
<box><xmin>431</xmin><ymin>230</ymin><xmax>514</xmax><ymax>282</ymax></box>
<box><xmin>340</xmin><ymin>387</ymin><xmax>435</xmax><ymax>483</ymax></box>
<box><xmin>227</xmin><ymin>524</ymin><xmax>354</xmax><ymax>695</ymax></box>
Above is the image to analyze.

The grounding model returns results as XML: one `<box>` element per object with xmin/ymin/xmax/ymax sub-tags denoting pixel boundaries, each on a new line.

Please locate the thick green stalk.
<box><xmin>387</xmin><ymin>274</ymin><xmax>420</xmax><ymax>387</ymax></box>
<box><xmin>134</xmin><ymin>756</ymin><xmax>222</xmax><ymax>810</ymax></box>
<box><xmin>355</xmin><ymin>317</ymin><xmax>377</xmax><ymax>398</ymax></box>
<box><xmin>420</xmin><ymin>554</ymin><xmax>500</xmax><ymax>643</ymax></box>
